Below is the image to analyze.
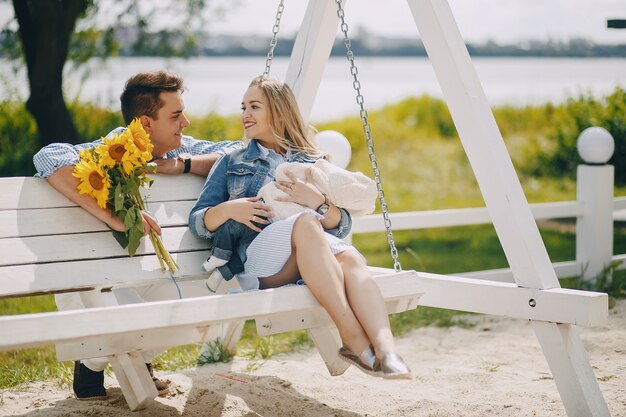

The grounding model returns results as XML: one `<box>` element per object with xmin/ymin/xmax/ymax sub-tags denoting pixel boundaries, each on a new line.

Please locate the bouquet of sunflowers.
<box><xmin>72</xmin><ymin>118</ymin><xmax>179</xmax><ymax>273</ymax></box>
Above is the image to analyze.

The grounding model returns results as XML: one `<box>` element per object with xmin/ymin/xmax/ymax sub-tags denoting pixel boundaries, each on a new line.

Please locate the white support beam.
<box><xmin>406</xmin><ymin>0</ymin><xmax>559</xmax><ymax>291</ymax></box>
<box><xmin>405</xmin><ymin>1</ymin><xmax>610</xmax><ymax>415</ymax></box>
<box><xmin>308</xmin><ymin>326</ymin><xmax>350</xmax><ymax>376</ymax></box>
<box><xmin>285</xmin><ymin>0</ymin><xmax>342</xmax><ymax>120</ymax></box>
<box><xmin>414</xmin><ymin>273</ymin><xmax>607</xmax><ymax>326</ymax></box>
<box><xmin>532</xmin><ymin>322</ymin><xmax>611</xmax><ymax>417</ymax></box>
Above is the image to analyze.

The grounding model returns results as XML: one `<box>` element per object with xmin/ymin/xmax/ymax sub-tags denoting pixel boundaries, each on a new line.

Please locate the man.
<box><xmin>33</xmin><ymin>70</ymin><xmax>242</xmax><ymax>400</ymax></box>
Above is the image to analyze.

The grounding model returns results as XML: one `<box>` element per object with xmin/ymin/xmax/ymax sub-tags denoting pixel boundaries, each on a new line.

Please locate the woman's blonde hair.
<box><xmin>248</xmin><ymin>76</ymin><xmax>324</xmax><ymax>157</ymax></box>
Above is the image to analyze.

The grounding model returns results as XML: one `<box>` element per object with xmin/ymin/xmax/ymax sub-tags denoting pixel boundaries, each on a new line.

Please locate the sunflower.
<box><xmin>72</xmin><ymin>159</ymin><xmax>111</xmax><ymax>208</ymax></box>
<box><xmin>127</xmin><ymin>118</ymin><xmax>154</xmax><ymax>163</ymax></box>
<box><xmin>77</xmin><ymin>147</ymin><xmax>96</xmax><ymax>163</ymax></box>
<box><xmin>97</xmin><ymin>132</ymin><xmax>141</xmax><ymax>175</ymax></box>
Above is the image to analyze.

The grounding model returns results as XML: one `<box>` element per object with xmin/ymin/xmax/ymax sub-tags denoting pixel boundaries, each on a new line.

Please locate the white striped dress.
<box><xmin>237</xmin><ymin>146</ymin><xmax>360</xmax><ymax>288</ymax></box>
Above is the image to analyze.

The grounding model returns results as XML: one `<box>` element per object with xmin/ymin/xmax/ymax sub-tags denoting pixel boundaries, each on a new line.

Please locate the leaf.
<box><xmin>123</xmin><ymin>207</ymin><xmax>144</xmax><ymax>257</ymax></box>
<box><xmin>127</xmin><ymin>226</ymin><xmax>143</xmax><ymax>257</ymax></box>
<box><xmin>124</xmin><ymin>207</ymin><xmax>139</xmax><ymax>231</ymax></box>
<box><xmin>125</xmin><ymin>175</ymin><xmax>140</xmax><ymax>197</ymax></box>
<box><xmin>114</xmin><ymin>183</ymin><xmax>124</xmax><ymax>212</ymax></box>
<box><xmin>145</xmin><ymin>163</ymin><xmax>157</xmax><ymax>174</ymax></box>
<box><xmin>111</xmin><ymin>230</ymin><xmax>129</xmax><ymax>249</ymax></box>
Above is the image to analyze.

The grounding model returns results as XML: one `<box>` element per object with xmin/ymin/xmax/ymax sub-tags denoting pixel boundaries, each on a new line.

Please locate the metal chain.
<box><xmin>264</xmin><ymin>0</ymin><xmax>285</xmax><ymax>77</ymax></box>
<box><xmin>335</xmin><ymin>0</ymin><xmax>402</xmax><ymax>272</ymax></box>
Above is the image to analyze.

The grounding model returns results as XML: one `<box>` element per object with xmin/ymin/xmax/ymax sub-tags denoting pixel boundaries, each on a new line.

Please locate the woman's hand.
<box><xmin>275</xmin><ymin>168</ymin><xmax>325</xmax><ymax>210</ymax></box>
<box><xmin>226</xmin><ymin>197</ymin><xmax>273</xmax><ymax>232</ymax></box>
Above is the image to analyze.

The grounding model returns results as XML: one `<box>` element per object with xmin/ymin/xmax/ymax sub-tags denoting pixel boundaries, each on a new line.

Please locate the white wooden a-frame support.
<box><xmin>284</xmin><ymin>1</ymin><xmax>610</xmax><ymax>416</ymax></box>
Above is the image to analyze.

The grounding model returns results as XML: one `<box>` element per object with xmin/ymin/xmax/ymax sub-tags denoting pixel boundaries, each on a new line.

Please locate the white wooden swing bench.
<box><xmin>0</xmin><ymin>174</ymin><xmax>423</xmax><ymax>410</ymax></box>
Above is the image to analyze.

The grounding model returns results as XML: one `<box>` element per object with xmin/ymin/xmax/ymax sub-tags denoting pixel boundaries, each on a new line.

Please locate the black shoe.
<box><xmin>73</xmin><ymin>361</ymin><xmax>107</xmax><ymax>401</ymax></box>
<box><xmin>146</xmin><ymin>363</ymin><xmax>170</xmax><ymax>396</ymax></box>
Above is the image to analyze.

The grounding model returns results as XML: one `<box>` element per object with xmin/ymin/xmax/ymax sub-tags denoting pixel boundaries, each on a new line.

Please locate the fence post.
<box><xmin>576</xmin><ymin>127</ymin><xmax>615</xmax><ymax>283</ymax></box>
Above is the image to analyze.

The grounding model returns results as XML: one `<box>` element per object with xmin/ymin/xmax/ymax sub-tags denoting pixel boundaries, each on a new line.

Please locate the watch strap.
<box><xmin>183</xmin><ymin>157</ymin><xmax>191</xmax><ymax>173</ymax></box>
<box><xmin>316</xmin><ymin>194</ymin><xmax>330</xmax><ymax>215</ymax></box>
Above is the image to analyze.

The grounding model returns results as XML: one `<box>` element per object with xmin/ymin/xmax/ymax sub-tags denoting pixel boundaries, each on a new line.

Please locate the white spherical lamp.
<box><xmin>577</xmin><ymin>127</ymin><xmax>615</xmax><ymax>164</ymax></box>
<box><xmin>315</xmin><ymin>130</ymin><xmax>352</xmax><ymax>169</ymax></box>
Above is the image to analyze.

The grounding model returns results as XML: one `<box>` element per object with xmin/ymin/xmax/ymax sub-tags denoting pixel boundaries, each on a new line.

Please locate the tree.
<box><xmin>2</xmin><ymin>0</ymin><xmax>219</xmax><ymax>146</ymax></box>
<box><xmin>12</xmin><ymin>0</ymin><xmax>89</xmax><ymax>145</ymax></box>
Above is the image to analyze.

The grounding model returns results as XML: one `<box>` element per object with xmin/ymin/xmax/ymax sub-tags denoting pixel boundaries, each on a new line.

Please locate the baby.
<box><xmin>202</xmin><ymin>159</ymin><xmax>377</xmax><ymax>292</ymax></box>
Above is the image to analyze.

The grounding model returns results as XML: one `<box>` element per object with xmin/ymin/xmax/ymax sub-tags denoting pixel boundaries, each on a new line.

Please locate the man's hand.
<box><xmin>151</xmin><ymin>158</ymin><xmax>185</xmax><ymax>174</ymax></box>
<box><xmin>141</xmin><ymin>211</ymin><xmax>161</xmax><ymax>236</ymax></box>
<box><xmin>151</xmin><ymin>153</ymin><xmax>222</xmax><ymax>176</ymax></box>
<box><xmin>48</xmin><ymin>166</ymin><xmax>163</xmax><ymax>235</ymax></box>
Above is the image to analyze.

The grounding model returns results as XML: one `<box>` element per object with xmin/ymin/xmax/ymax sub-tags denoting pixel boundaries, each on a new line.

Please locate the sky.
<box><xmin>206</xmin><ymin>0</ymin><xmax>626</xmax><ymax>44</ymax></box>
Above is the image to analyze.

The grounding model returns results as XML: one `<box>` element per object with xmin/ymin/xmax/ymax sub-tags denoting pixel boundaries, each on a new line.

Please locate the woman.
<box><xmin>189</xmin><ymin>76</ymin><xmax>411</xmax><ymax>379</ymax></box>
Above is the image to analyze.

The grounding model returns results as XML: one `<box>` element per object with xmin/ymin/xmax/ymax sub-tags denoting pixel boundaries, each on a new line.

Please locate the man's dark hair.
<box><xmin>120</xmin><ymin>71</ymin><xmax>186</xmax><ymax>124</ymax></box>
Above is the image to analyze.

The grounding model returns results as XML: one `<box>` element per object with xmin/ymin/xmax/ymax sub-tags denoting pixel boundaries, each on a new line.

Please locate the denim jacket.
<box><xmin>189</xmin><ymin>139</ymin><xmax>352</xmax><ymax>243</ymax></box>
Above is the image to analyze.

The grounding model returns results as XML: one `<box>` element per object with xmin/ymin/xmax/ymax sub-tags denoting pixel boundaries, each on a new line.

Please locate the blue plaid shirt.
<box><xmin>33</xmin><ymin>127</ymin><xmax>243</xmax><ymax>178</ymax></box>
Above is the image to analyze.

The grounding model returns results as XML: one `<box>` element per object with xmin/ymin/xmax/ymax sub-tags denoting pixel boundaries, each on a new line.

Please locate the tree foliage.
<box><xmin>0</xmin><ymin>0</ymin><xmax>223</xmax><ymax>147</ymax></box>
<box><xmin>528</xmin><ymin>86</ymin><xmax>626</xmax><ymax>185</ymax></box>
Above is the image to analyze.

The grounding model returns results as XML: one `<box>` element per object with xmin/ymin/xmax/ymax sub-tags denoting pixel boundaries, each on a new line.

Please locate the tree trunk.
<box><xmin>13</xmin><ymin>0</ymin><xmax>87</xmax><ymax>145</ymax></box>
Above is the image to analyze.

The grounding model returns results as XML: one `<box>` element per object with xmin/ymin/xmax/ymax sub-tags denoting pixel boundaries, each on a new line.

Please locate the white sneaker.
<box><xmin>206</xmin><ymin>269</ymin><xmax>225</xmax><ymax>293</ymax></box>
<box><xmin>202</xmin><ymin>256</ymin><xmax>228</xmax><ymax>274</ymax></box>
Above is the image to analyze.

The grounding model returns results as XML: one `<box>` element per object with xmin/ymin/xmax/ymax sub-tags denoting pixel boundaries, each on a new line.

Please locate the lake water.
<box><xmin>2</xmin><ymin>56</ymin><xmax>626</xmax><ymax>122</ymax></box>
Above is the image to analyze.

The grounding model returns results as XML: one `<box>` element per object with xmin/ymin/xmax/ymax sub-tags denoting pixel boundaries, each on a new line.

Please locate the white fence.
<box><xmin>352</xmin><ymin>147</ymin><xmax>625</xmax><ymax>285</ymax></box>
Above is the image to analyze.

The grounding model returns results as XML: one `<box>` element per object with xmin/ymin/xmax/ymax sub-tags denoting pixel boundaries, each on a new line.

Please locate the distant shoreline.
<box><xmin>6</xmin><ymin>27</ymin><xmax>620</xmax><ymax>59</ymax></box>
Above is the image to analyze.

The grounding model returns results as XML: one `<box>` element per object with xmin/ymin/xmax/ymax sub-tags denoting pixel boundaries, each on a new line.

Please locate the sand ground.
<box><xmin>1</xmin><ymin>300</ymin><xmax>625</xmax><ymax>417</ymax></box>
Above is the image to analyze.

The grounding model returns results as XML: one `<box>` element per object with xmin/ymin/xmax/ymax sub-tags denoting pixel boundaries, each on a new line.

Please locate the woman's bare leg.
<box><xmin>289</xmin><ymin>213</ymin><xmax>371</xmax><ymax>354</ymax></box>
<box><xmin>336</xmin><ymin>251</ymin><xmax>396</xmax><ymax>358</ymax></box>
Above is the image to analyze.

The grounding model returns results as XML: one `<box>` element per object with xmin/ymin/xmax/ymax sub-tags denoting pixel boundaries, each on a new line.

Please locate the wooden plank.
<box><xmin>458</xmin><ymin>260</ymin><xmax>583</xmax><ymax>283</ymax></box>
<box><xmin>0</xmin><ymin>201</ymin><xmax>195</xmax><ymax>239</ymax></box>
<box><xmin>256</xmin><ymin>296</ymin><xmax>421</xmax><ymax>336</ymax></box>
<box><xmin>0</xmin><ymin>175</ymin><xmax>205</xmax><ymax>210</ymax></box>
<box><xmin>352</xmin><ymin>201</ymin><xmax>583</xmax><ymax>233</ymax></box>
<box><xmin>0</xmin><ymin>271</ymin><xmax>421</xmax><ymax>350</ymax></box>
<box><xmin>56</xmin><ymin>291</ymin><xmax>421</xmax><ymax>360</ymax></box>
<box><xmin>0</xmin><ymin>177</ymin><xmax>75</xmax><ymax>210</ymax></box>
<box><xmin>57</xmin><ymin>324</ymin><xmax>216</xmax><ymax>361</ymax></box>
<box><xmin>0</xmin><ymin>226</ymin><xmax>208</xmax><ymax>266</ymax></box>
<box><xmin>614</xmin><ymin>196</ymin><xmax>626</xmax><ymax>210</ymax></box>
<box><xmin>0</xmin><ymin>251</ymin><xmax>209</xmax><ymax>298</ymax></box>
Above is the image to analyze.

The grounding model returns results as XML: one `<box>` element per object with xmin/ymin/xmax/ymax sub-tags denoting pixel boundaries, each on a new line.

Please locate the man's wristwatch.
<box><xmin>316</xmin><ymin>194</ymin><xmax>330</xmax><ymax>215</ymax></box>
<box><xmin>177</xmin><ymin>153</ymin><xmax>192</xmax><ymax>174</ymax></box>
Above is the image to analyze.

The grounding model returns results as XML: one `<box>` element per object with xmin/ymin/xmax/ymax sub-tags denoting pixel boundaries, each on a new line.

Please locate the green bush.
<box><xmin>0</xmin><ymin>101</ymin><xmax>39</xmax><ymax>177</ymax></box>
<box><xmin>528</xmin><ymin>87</ymin><xmax>626</xmax><ymax>185</ymax></box>
<box><xmin>68</xmin><ymin>100</ymin><xmax>123</xmax><ymax>142</ymax></box>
